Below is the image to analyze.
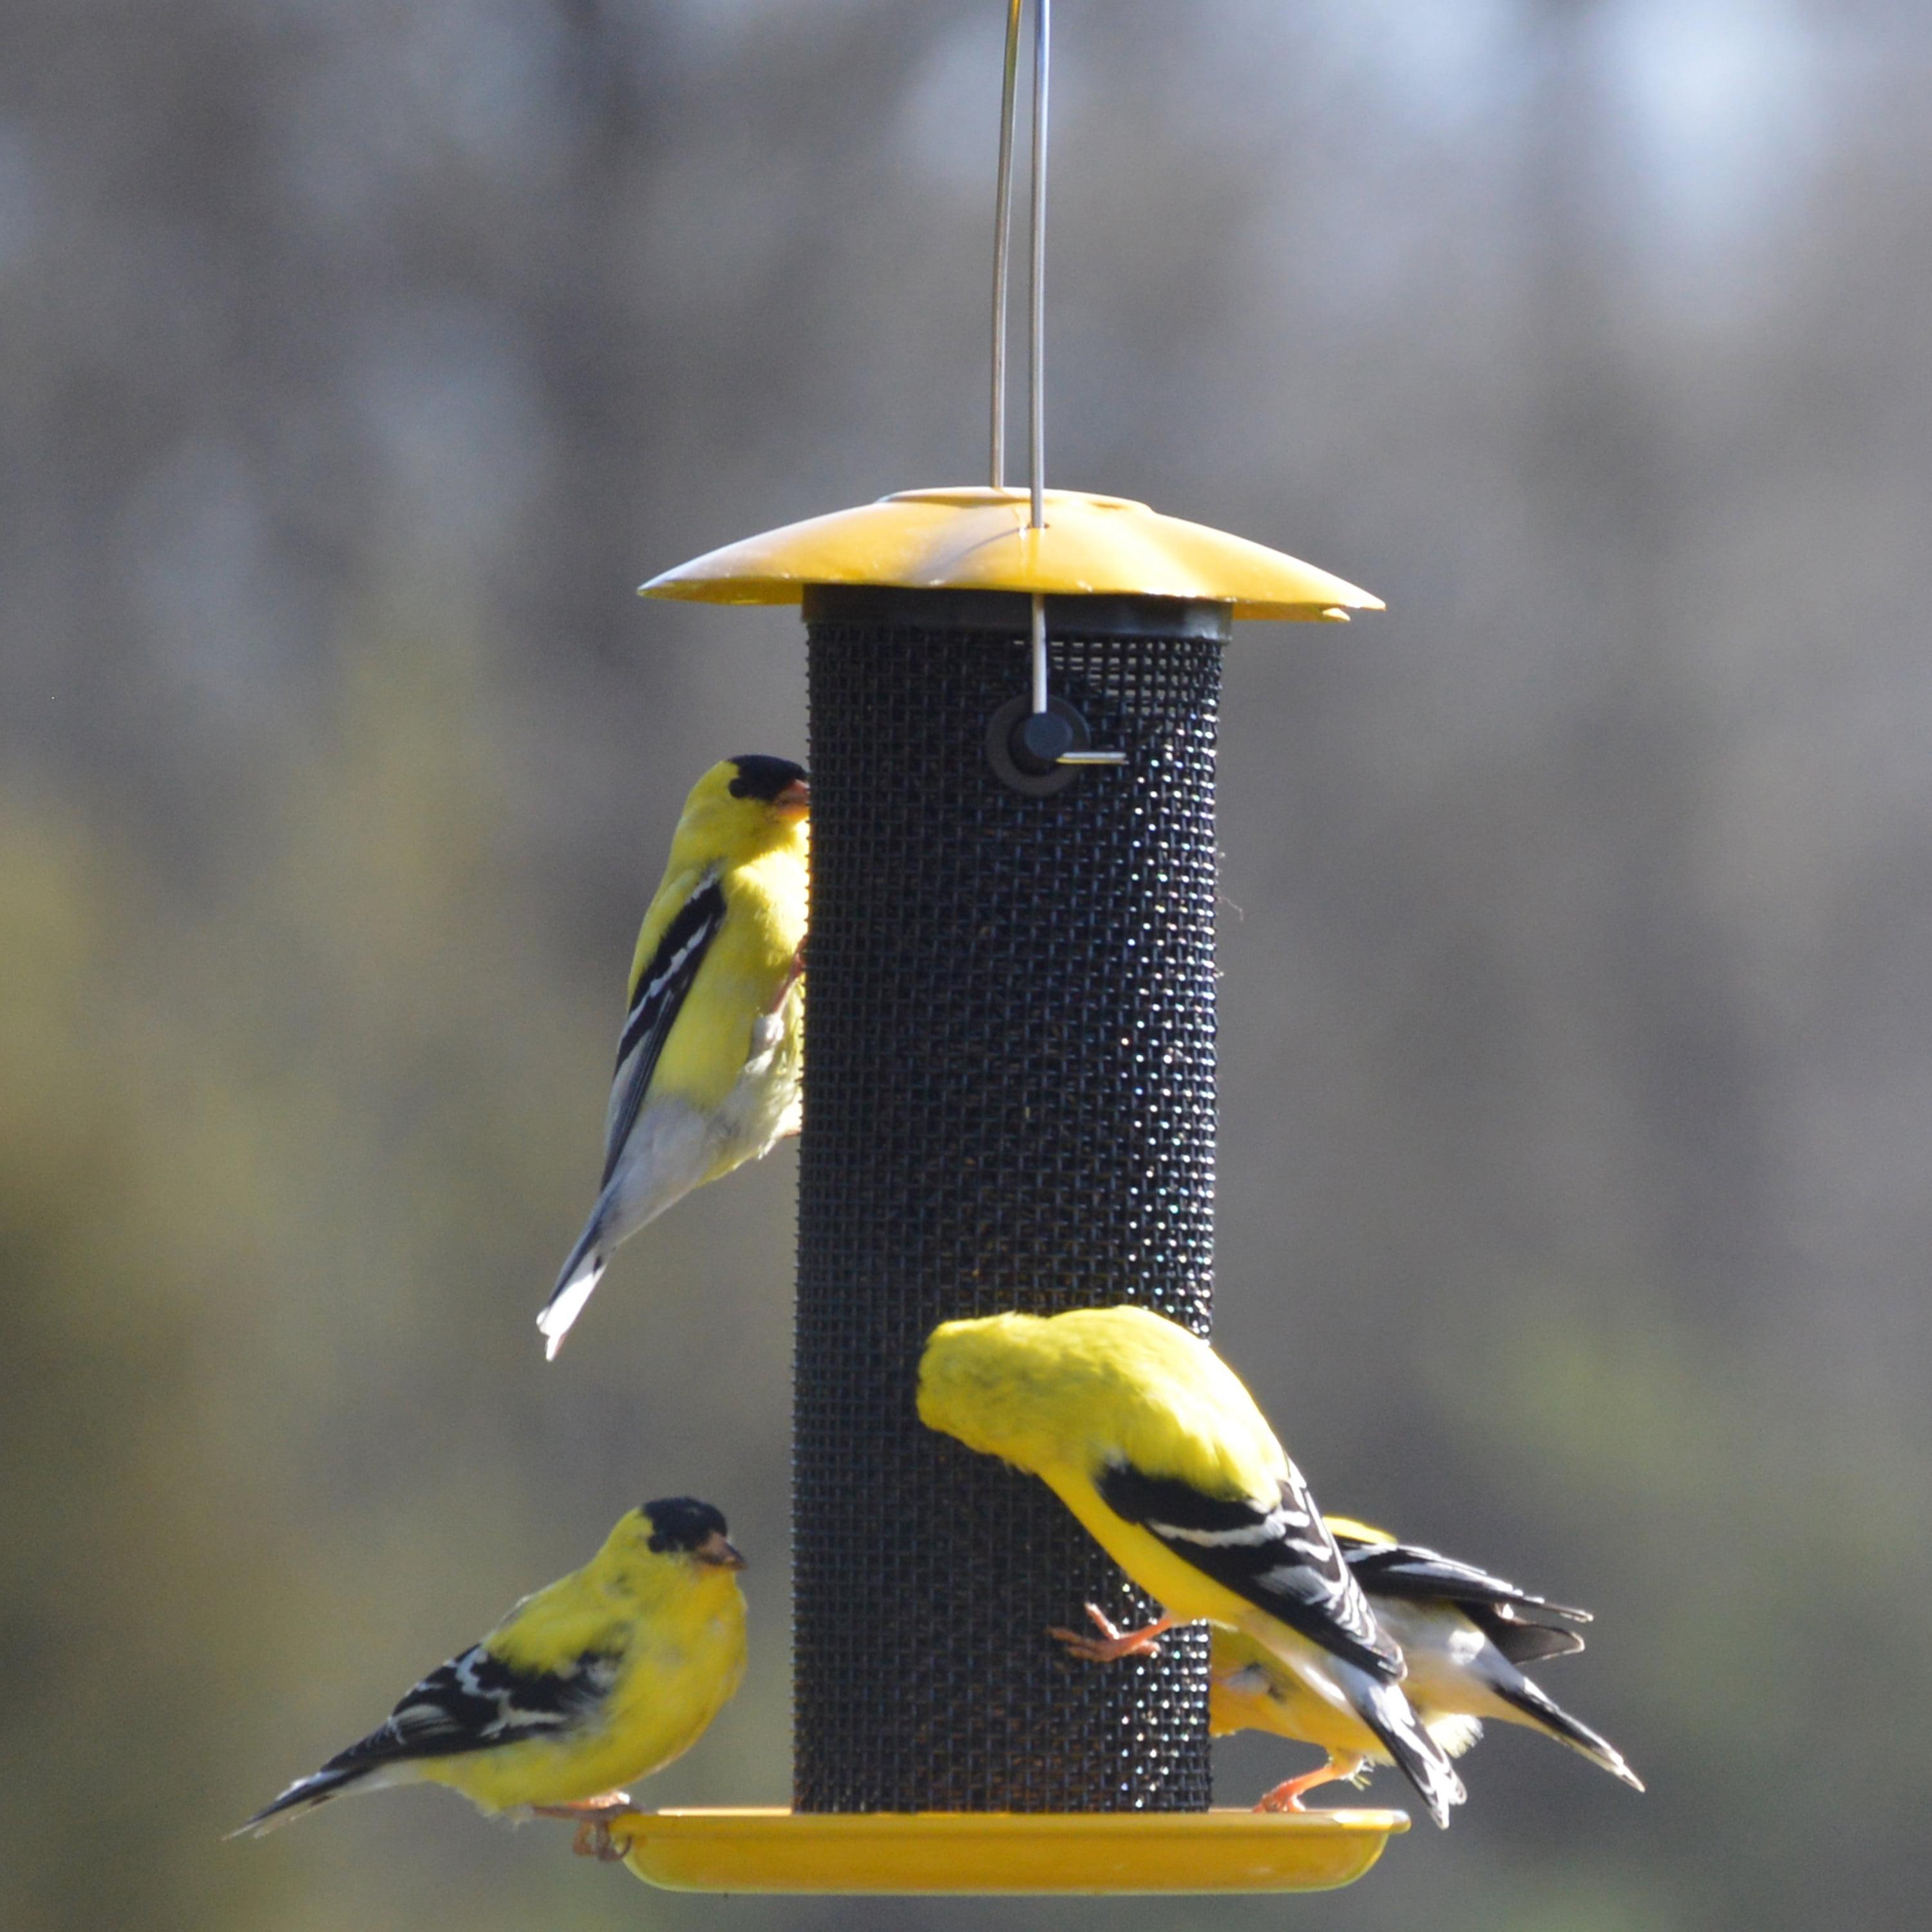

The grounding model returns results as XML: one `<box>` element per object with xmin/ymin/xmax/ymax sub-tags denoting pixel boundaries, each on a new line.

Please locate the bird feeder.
<box><xmin>613</xmin><ymin>2</ymin><xmax>1397</xmax><ymax>1893</ymax></box>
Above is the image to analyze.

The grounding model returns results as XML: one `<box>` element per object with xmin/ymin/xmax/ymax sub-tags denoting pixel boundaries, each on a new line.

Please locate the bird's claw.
<box><xmin>1253</xmin><ymin>1781</ymin><xmax>1309</xmax><ymax>1814</ymax></box>
<box><xmin>1048</xmin><ymin>1602</ymin><xmax>1169</xmax><ymax>1663</ymax></box>
<box><xmin>572</xmin><ymin>1819</ymin><xmax>634</xmax><ymax>1862</ymax></box>
<box><xmin>1251</xmin><ymin>1757</ymin><xmax>1369</xmax><ymax>1814</ymax></box>
<box><xmin>536</xmin><ymin>1792</ymin><xmax>636</xmax><ymax>1861</ymax></box>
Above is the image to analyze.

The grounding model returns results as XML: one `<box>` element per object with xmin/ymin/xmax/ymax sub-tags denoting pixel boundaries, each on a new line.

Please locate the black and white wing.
<box><xmin>359</xmin><ymin>1642</ymin><xmax>623</xmax><ymax>1761</ymax></box>
<box><xmin>1097</xmin><ymin>1461</ymin><xmax>1401</xmax><ymax>1679</ymax></box>
<box><xmin>601</xmin><ymin>874</ymin><xmax>728</xmax><ymax>1184</ymax></box>
<box><xmin>231</xmin><ymin>1644</ymin><xmax>623</xmax><ymax>1835</ymax></box>
<box><xmin>1340</xmin><ymin>1537</ymin><xmax>1591</xmax><ymax>1664</ymax></box>
<box><xmin>1337</xmin><ymin>1538</ymin><xmax>1592</xmax><ymax>1662</ymax></box>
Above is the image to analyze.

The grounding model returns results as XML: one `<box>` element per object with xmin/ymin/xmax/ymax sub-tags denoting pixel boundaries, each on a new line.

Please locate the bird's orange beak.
<box><xmin>771</xmin><ymin>777</ymin><xmax>810</xmax><ymax>822</ymax></box>
<box><xmin>697</xmin><ymin>1530</ymin><xmax>748</xmax><ymax>1571</ymax></box>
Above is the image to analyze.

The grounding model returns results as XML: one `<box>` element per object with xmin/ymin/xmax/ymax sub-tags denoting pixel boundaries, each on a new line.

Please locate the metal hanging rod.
<box><xmin>989</xmin><ymin>0</ymin><xmax>1050</xmax><ymax>532</ymax></box>
<box><xmin>989</xmin><ymin>0</ymin><xmax>1021</xmax><ymax>495</ymax></box>
<box><xmin>1028</xmin><ymin>0</ymin><xmax>1050</xmax><ymax>532</ymax></box>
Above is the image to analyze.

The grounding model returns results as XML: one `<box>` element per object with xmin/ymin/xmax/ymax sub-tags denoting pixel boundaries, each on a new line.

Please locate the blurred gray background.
<box><xmin>5</xmin><ymin>1</ymin><xmax>1929</xmax><ymax>1927</ymax></box>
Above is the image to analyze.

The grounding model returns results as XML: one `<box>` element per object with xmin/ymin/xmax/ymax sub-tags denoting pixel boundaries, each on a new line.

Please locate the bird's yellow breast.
<box><xmin>649</xmin><ymin>839</ymin><xmax>807</xmax><ymax>1114</ymax></box>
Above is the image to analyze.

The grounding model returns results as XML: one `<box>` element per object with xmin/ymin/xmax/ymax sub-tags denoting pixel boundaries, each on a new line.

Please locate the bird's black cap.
<box><xmin>728</xmin><ymin>755</ymin><xmax>808</xmax><ymax>802</ymax></box>
<box><xmin>644</xmin><ymin>1496</ymin><xmax>731</xmax><ymax>1553</ymax></box>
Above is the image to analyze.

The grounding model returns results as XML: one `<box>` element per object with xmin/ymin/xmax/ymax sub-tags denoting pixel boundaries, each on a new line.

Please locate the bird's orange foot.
<box><xmin>1252</xmin><ymin>1757</ymin><xmax>1368</xmax><ymax>1814</ymax></box>
<box><xmin>533</xmin><ymin>1792</ymin><xmax>636</xmax><ymax>1862</ymax></box>
<box><xmin>1048</xmin><ymin>1602</ymin><xmax>1176</xmax><ymax>1662</ymax></box>
<box><xmin>1253</xmin><ymin>1779</ymin><xmax>1310</xmax><ymax>1814</ymax></box>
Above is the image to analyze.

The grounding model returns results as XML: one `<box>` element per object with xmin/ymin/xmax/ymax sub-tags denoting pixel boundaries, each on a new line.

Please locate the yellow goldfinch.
<box><xmin>1209</xmin><ymin>1519</ymin><xmax>1643</xmax><ymax>1810</ymax></box>
<box><xmin>232</xmin><ymin>1499</ymin><xmax>748</xmax><ymax>1858</ymax></box>
<box><xmin>916</xmin><ymin>1307</ymin><xmax>1466</xmax><ymax>1828</ymax></box>
<box><xmin>538</xmin><ymin>755</ymin><xmax>810</xmax><ymax>1358</ymax></box>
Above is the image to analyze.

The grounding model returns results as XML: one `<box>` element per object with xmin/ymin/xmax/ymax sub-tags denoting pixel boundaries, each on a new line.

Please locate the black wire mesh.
<box><xmin>794</xmin><ymin>587</ymin><xmax>1223</xmax><ymax>1812</ymax></box>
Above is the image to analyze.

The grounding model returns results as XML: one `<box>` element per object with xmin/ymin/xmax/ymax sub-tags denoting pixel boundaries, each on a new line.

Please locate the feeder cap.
<box><xmin>639</xmin><ymin>486</ymin><xmax>1381</xmax><ymax>621</ymax></box>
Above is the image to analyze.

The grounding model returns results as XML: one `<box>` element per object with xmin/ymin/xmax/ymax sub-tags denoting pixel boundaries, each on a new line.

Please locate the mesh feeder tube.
<box><xmin>797</xmin><ymin>587</ymin><xmax>1221</xmax><ymax>1810</ymax></box>
<box><xmin>641</xmin><ymin>484</ymin><xmax>1383</xmax><ymax>1823</ymax></box>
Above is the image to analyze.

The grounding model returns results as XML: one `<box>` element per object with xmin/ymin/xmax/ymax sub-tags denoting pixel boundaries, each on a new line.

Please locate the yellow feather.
<box><xmin>1323</xmin><ymin>1515</ymin><xmax>1395</xmax><ymax>1548</ymax></box>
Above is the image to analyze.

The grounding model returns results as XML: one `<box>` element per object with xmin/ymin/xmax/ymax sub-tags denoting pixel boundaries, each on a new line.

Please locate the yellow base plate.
<box><xmin>618</xmin><ymin>1806</ymin><xmax>1408</xmax><ymax>1895</ymax></box>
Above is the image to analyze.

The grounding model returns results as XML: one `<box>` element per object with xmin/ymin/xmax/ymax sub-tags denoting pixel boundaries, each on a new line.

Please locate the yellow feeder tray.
<box><xmin>639</xmin><ymin>486</ymin><xmax>1382</xmax><ymax>621</ymax></box>
<box><xmin>618</xmin><ymin>1806</ymin><xmax>1408</xmax><ymax>1895</ymax></box>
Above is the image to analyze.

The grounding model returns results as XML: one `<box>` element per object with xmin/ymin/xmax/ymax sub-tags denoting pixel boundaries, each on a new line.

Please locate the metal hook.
<box><xmin>1028</xmin><ymin>593</ymin><xmax>1126</xmax><ymax>768</ymax></box>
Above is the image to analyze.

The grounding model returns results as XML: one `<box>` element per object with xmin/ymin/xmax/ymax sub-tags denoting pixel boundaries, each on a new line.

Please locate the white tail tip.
<box><xmin>537</xmin><ymin>1264</ymin><xmax>605</xmax><ymax>1361</ymax></box>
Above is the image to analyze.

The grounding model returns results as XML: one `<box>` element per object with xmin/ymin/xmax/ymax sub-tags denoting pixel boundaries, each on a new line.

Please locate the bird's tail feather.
<box><xmin>1494</xmin><ymin>1676</ymin><xmax>1645</xmax><ymax>1792</ymax></box>
<box><xmin>537</xmin><ymin>1210</ymin><xmax>609</xmax><ymax>1361</ymax></box>
<box><xmin>1347</xmin><ymin>1668</ymin><xmax>1467</xmax><ymax>1829</ymax></box>
<box><xmin>227</xmin><ymin>1765</ymin><xmax>368</xmax><ymax>1838</ymax></box>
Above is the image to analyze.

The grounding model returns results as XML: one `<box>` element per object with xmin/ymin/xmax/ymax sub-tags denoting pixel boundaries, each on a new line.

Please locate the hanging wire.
<box><xmin>990</xmin><ymin>0</ymin><xmax>1048</xmax><ymax>529</ymax></box>
<box><xmin>989</xmin><ymin>0</ymin><xmax>1023</xmax><ymax>490</ymax></box>
<box><xmin>1028</xmin><ymin>0</ymin><xmax>1050</xmax><ymax>531</ymax></box>
<box><xmin>997</xmin><ymin>0</ymin><xmax>1119</xmax><ymax>762</ymax></box>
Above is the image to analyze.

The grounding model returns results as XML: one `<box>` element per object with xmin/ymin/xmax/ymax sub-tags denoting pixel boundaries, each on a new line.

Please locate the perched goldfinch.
<box><xmin>916</xmin><ymin>1307</ymin><xmax>1466</xmax><ymax>1828</ymax></box>
<box><xmin>232</xmin><ymin>1499</ymin><xmax>748</xmax><ymax>1858</ymax></box>
<box><xmin>538</xmin><ymin>755</ymin><xmax>809</xmax><ymax>1358</ymax></box>
<box><xmin>1211</xmin><ymin>1518</ymin><xmax>1642</xmax><ymax>1810</ymax></box>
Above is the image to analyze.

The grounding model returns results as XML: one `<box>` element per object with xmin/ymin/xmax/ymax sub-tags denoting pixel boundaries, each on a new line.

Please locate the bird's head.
<box><xmin>640</xmin><ymin>1495</ymin><xmax>747</xmax><ymax>1571</ymax></box>
<box><xmin>916</xmin><ymin>1311</ymin><xmax>1098</xmax><ymax>1475</ymax></box>
<box><xmin>917</xmin><ymin>1306</ymin><xmax>1287</xmax><ymax>1495</ymax></box>
<box><xmin>672</xmin><ymin>755</ymin><xmax>810</xmax><ymax>864</ymax></box>
<box><xmin>597</xmin><ymin>1497</ymin><xmax>748</xmax><ymax>1600</ymax></box>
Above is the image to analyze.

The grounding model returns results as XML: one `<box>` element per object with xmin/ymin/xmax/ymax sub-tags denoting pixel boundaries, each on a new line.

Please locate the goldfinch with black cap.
<box><xmin>1211</xmin><ymin>1519</ymin><xmax>1643</xmax><ymax>1810</ymax></box>
<box><xmin>539</xmin><ymin>755</ymin><xmax>809</xmax><ymax>1357</ymax></box>
<box><xmin>232</xmin><ymin>1499</ymin><xmax>748</xmax><ymax>1859</ymax></box>
<box><xmin>915</xmin><ymin>1307</ymin><xmax>1466</xmax><ymax>1828</ymax></box>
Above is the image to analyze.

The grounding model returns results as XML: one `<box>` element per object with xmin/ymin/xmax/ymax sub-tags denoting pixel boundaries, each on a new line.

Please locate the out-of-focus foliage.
<box><xmin>5</xmin><ymin>2</ymin><xmax>1931</xmax><ymax>1929</ymax></box>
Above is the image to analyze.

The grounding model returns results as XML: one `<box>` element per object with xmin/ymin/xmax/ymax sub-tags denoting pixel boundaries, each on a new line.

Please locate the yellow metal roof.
<box><xmin>639</xmin><ymin>486</ymin><xmax>1382</xmax><ymax>621</ymax></box>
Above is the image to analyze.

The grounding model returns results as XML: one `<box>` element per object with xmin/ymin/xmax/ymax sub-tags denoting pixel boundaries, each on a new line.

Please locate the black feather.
<box><xmin>1340</xmin><ymin>1539</ymin><xmax>1591</xmax><ymax>1627</ymax></box>
<box><xmin>725</xmin><ymin>755</ymin><xmax>807</xmax><ymax>802</ymax></box>
<box><xmin>1097</xmin><ymin>1463</ymin><xmax>1399</xmax><ymax>1680</ymax></box>
<box><xmin>644</xmin><ymin>1496</ymin><xmax>729</xmax><ymax>1554</ymax></box>
<box><xmin>329</xmin><ymin>1643</ymin><xmax>622</xmax><ymax>1768</ymax></box>
<box><xmin>1491</xmin><ymin>1675</ymin><xmax>1643</xmax><ymax>1788</ymax></box>
<box><xmin>1482</xmin><ymin>1616</ymin><xmax>1587</xmax><ymax>1665</ymax></box>
<box><xmin>602</xmin><ymin>876</ymin><xmax>727</xmax><ymax>1184</ymax></box>
<box><xmin>1353</xmin><ymin>1672</ymin><xmax>1467</xmax><ymax>1828</ymax></box>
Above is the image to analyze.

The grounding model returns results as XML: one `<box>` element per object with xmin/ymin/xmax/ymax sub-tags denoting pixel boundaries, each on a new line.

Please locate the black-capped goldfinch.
<box><xmin>1211</xmin><ymin>1520</ymin><xmax>1643</xmax><ymax>1810</ymax></box>
<box><xmin>915</xmin><ymin>1307</ymin><xmax>1466</xmax><ymax>1828</ymax></box>
<box><xmin>232</xmin><ymin>1499</ymin><xmax>748</xmax><ymax>1859</ymax></box>
<box><xmin>538</xmin><ymin>755</ymin><xmax>809</xmax><ymax>1358</ymax></box>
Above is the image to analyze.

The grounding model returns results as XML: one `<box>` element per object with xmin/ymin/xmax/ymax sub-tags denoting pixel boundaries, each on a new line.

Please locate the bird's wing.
<box><xmin>1338</xmin><ymin>1539</ymin><xmax>1591</xmax><ymax>1660</ymax></box>
<box><xmin>1339</xmin><ymin>1539</ymin><xmax>1591</xmax><ymax>1623</ymax></box>
<box><xmin>1097</xmin><ymin>1461</ymin><xmax>1401</xmax><ymax>1680</ymax></box>
<box><xmin>322</xmin><ymin>1643</ymin><xmax>623</xmax><ymax>1772</ymax></box>
<box><xmin>601</xmin><ymin>872</ymin><xmax>728</xmax><ymax>1186</ymax></box>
